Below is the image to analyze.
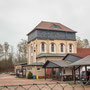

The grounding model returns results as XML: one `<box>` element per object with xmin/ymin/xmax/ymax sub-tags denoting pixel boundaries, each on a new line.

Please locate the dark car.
<box><xmin>81</xmin><ymin>71</ymin><xmax>90</xmax><ymax>84</ymax></box>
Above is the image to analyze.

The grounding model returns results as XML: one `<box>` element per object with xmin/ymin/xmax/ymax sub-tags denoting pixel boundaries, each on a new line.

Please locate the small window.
<box><xmin>69</xmin><ymin>44</ymin><xmax>73</xmax><ymax>53</ymax></box>
<box><xmin>42</xmin><ymin>43</ymin><xmax>45</xmax><ymax>52</ymax></box>
<box><xmin>51</xmin><ymin>25</ymin><xmax>62</xmax><ymax>29</ymax></box>
<box><xmin>37</xmin><ymin>68</ymin><xmax>41</xmax><ymax>71</ymax></box>
<box><xmin>51</xmin><ymin>43</ymin><xmax>55</xmax><ymax>52</ymax></box>
<box><xmin>60</xmin><ymin>43</ymin><xmax>64</xmax><ymax>52</ymax></box>
<box><xmin>41</xmin><ymin>42</ymin><xmax>46</xmax><ymax>53</ymax></box>
<box><xmin>34</xmin><ymin>47</ymin><xmax>35</xmax><ymax>52</ymax></box>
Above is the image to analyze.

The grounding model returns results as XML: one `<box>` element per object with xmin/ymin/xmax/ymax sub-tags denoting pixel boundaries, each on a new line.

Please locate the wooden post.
<box><xmin>79</xmin><ymin>66</ymin><xmax>81</xmax><ymax>80</ymax></box>
<box><xmin>22</xmin><ymin>66</ymin><xmax>23</xmax><ymax>77</ymax></box>
<box><xmin>73</xmin><ymin>66</ymin><xmax>76</xmax><ymax>83</ymax></box>
<box><xmin>45</xmin><ymin>68</ymin><xmax>46</xmax><ymax>80</ymax></box>
<box><xmin>61</xmin><ymin>68</ymin><xmax>63</xmax><ymax>81</ymax></box>
<box><xmin>52</xmin><ymin>68</ymin><xmax>54</xmax><ymax>79</ymax></box>
<box><xmin>72</xmin><ymin>69</ymin><xmax>73</xmax><ymax>80</ymax></box>
<box><xmin>85</xmin><ymin>66</ymin><xmax>87</xmax><ymax>81</ymax></box>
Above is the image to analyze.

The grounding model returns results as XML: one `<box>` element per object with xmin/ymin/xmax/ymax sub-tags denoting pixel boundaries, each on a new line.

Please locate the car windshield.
<box><xmin>81</xmin><ymin>71</ymin><xmax>85</xmax><ymax>76</ymax></box>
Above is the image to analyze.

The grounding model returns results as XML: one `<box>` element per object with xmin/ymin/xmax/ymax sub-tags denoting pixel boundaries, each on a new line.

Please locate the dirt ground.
<box><xmin>0</xmin><ymin>74</ymin><xmax>90</xmax><ymax>90</ymax></box>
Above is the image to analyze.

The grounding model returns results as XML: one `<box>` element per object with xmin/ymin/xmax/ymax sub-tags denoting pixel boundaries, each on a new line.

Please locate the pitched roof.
<box><xmin>27</xmin><ymin>62</ymin><xmax>44</xmax><ymax>66</ymax></box>
<box><xmin>70</xmin><ymin>55</ymin><xmax>90</xmax><ymax>66</ymax></box>
<box><xmin>72</xmin><ymin>48</ymin><xmax>90</xmax><ymax>58</ymax></box>
<box><xmin>77</xmin><ymin>48</ymin><xmax>90</xmax><ymax>54</ymax></box>
<box><xmin>63</xmin><ymin>48</ymin><xmax>90</xmax><ymax>59</ymax></box>
<box><xmin>15</xmin><ymin>62</ymin><xmax>27</xmax><ymax>66</ymax></box>
<box><xmin>50</xmin><ymin>60</ymin><xmax>71</xmax><ymax>67</ymax></box>
<box><xmin>27</xmin><ymin>21</ymin><xmax>76</xmax><ymax>35</ymax></box>
<box><xmin>43</xmin><ymin>60</ymin><xmax>71</xmax><ymax>68</ymax></box>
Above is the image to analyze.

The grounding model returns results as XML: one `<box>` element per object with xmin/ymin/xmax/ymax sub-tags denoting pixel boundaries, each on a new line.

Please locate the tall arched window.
<box><xmin>40</xmin><ymin>42</ymin><xmax>46</xmax><ymax>53</ymax></box>
<box><xmin>31</xmin><ymin>45</ymin><xmax>33</xmax><ymax>53</ymax></box>
<box><xmin>51</xmin><ymin>43</ymin><xmax>55</xmax><ymax>52</ymax></box>
<box><xmin>60</xmin><ymin>43</ymin><xmax>64</xmax><ymax>53</ymax></box>
<box><xmin>69</xmin><ymin>44</ymin><xmax>73</xmax><ymax>53</ymax></box>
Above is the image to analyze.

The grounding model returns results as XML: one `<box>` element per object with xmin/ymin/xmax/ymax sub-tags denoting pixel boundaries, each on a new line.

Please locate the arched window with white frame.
<box><xmin>31</xmin><ymin>45</ymin><xmax>33</xmax><ymax>53</ymax></box>
<box><xmin>68</xmin><ymin>44</ymin><xmax>74</xmax><ymax>53</ymax></box>
<box><xmin>60</xmin><ymin>43</ymin><xmax>65</xmax><ymax>53</ymax></box>
<box><xmin>50</xmin><ymin>43</ymin><xmax>56</xmax><ymax>53</ymax></box>
<box><xmin>40</xmin><ymin>42</ymin><xmax>46</xmax><ymax>53</ymax></box>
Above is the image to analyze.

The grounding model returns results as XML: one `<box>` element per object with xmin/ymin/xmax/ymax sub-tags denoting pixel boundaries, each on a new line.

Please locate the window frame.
<box><xmin>50</xmin><ymin>25</ymin><xmax>62</xmax><ymax>29</ymax></box>
<box><xmin>50</xmin><ymin>43</ymin><xmax>56</xmax><ymax>53</ymax></box>
<box><xmin>68</xmin><ymin>44</ymin><xmax>73</xmax><ymax>53</ymax></box>
<box><xmin>37</xmin><ymin>67</ymin><xmax>41</xmax><ymax>71</ymax></box>
<box><xmin>60</xmin><ymin>43</ymin><xmax>65</xmax><ymax>53</ymax></box>
<box><xmin>40</xmin><ymin>42</ymin><xmax>46</xmax><ymax>53</ymax></box>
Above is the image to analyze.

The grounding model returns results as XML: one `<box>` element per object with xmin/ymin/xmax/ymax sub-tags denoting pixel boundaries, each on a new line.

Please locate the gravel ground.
<box><xmin>0</xmin><ymin>74</ymin><xmax>90</xmax><ymax>90</ymax></box>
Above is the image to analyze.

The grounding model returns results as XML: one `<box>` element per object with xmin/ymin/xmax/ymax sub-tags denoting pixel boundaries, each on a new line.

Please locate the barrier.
<box><xmin>0</xmin><ymin>81</ymin><xmax>89</xmax><ymax>90</ymax></box>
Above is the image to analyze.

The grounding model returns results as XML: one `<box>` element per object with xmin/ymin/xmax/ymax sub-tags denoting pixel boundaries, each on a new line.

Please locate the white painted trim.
<box><xmin>68</xmin><ymin>44</ymin><xmax>74</xmax><ymax>53</ymax></box>
<box><xmin>49</xmin><ymin>43</ymin><xmax>56</xmax><ymax>53</ymax></box>
<box><xmin>37</xmin><ymin>67</ymin><xmax>41</xmax><ymax>71</ymax></box>
<box><xmin>40</xmin><ymin>42</ymin><xmax>46</xmax><ymax>53</ymax></box>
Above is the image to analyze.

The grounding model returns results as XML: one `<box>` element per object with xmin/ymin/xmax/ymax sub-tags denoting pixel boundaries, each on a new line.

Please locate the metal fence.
<box><xmin>0</xmin><ymin>82</ymin><xmax>90</xmax><ymax>90</ymax></box>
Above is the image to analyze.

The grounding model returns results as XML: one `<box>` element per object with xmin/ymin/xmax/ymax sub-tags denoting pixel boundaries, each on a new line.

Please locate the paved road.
<box><xmin>0</xmin><ymin>74</ymin><xmax>90</xmax><ymax>90</ymax></box>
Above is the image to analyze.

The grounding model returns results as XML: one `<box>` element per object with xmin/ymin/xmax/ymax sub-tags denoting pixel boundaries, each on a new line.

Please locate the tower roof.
<box><xmin>27</xmin><ymin>21</ymin><xmax>76</xmax><ymax>35</ymax></box>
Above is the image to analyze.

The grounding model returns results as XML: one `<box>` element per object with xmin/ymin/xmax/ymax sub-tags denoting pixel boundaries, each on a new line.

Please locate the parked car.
<box><xmin>1</xmin><ymin>72</ymin><xmax>8</xmax><ymax>74</ymax></box>
<box><xmin>81</xmin><ymin>71</ymin><xmax>90</xmax><ymax>84</ymax></box>
<box><xmin>10</xmin><ymin>72</ymin><xmax>16</xmax><ymax>75</ymax></box>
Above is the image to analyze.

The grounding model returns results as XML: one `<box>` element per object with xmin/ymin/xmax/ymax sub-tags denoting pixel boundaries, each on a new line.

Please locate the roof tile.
<box><xmin>27</xmin><ymin>21</ymin><xmax>76</xmax><ymax>35</ymax></box>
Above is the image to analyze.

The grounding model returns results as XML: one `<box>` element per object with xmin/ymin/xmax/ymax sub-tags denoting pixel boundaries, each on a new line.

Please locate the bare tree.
<box><xmin>17</xmin><ymin>39</ymin><xmax>27</xmax><ymax>62</ymax></box>
<box><xmin>0</xmin><ymin>42</ymin><xmax>14</xmax><ymax>72</ymax></box>
<box><xmin>83</xmin><ymin>39</ymin><xmax>90</xmax><ymax>48</ymax></box>
<box><xmin>77</xmin><ymin>36</ymin><xmax>90</xmax><ymax>48</ymax></box>
<box><xmin>0</xmin><ymin>44</ymin><xmax>3</xmax><ymax>56</ymax></box>
<box><xmin>4</xmin><ymin>42</ymin><xmax>9</xmax><ymax>60</ymax></box>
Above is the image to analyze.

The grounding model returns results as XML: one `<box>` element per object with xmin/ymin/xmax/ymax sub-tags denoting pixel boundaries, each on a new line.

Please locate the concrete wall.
<box><xmin>27</xmin><ymin>39</ymin><xmax>77</xmax><ymax>64</ymax></box>
<box><xmin>62</xmin><ymin>68</ymin><xmax>72</xmax><ymax>75</ymax></box>
<box><xmin>26</xmin><ymin>66</ymin><xmax>44</xmax><ymax>77</ymax></box>
<box><xmin>37</xmin><ymin>57</ymin><xmax>63</xmax><ymax>63</ymax></box>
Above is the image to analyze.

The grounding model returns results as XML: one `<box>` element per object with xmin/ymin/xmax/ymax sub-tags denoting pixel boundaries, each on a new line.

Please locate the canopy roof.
<box><xmin>36</xmin><ymin>53</ymin><xmax>66</xmax><ymax>58</ymax></box>
<box><xmin>70</xmin><ymin>55</ymin><xmax>90</xmax><ymax>66</ymax></box>
<box><xmin>43</xmin><ymin>60</ymin><xmax>71</xmax><ymax>68</ymax></box>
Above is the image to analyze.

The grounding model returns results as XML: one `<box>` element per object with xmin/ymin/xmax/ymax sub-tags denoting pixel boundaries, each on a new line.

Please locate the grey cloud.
<box><xmin>0</xmin><ymin>0</ymin><xmax>90</xmax><ymax>52</ymax></box>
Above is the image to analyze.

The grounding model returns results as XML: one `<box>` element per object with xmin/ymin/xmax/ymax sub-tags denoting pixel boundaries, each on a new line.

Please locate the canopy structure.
<box><xmin>43</xmin><ymin>60</ymin><xmax>71</xmax><ymax>68</ymax></box>
<box><xmin>69</xmin><ymin>55</ymin><xmax>90</xmax><ymax>82</ymax></box>
<box><xmin>43</xmin><ymin>60</ymin><xmax>71</xmax><ymax>80</ymax></box>
<box><xmin>70</xmin><ymin>55</ymin><xmax>90</xmax><ymax>66</ymax></box>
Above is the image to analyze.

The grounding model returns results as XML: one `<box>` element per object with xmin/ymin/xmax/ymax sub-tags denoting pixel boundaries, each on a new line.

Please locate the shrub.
<box><xmin>27</xmin><ymin>71</ymin><xmax>33</xmax><ymax>79</ymax></box>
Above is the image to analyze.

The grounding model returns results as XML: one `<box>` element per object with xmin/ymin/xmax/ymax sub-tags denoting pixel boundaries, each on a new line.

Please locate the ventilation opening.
<box><xmin>50</xmin><ymin>25</ymin><xmax>62</xmax><ymax>29</ymax></box>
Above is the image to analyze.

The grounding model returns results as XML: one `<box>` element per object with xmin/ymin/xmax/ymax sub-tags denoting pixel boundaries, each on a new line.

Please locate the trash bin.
<box><xmin>36</xmin><ymin>75</ymin><xmax>39</xmax><ymax>79</ymax></box>
<box><xmin>33</xmin><ymin>75</ymin><xmax>36</xmax><ymax>79</ymax></box>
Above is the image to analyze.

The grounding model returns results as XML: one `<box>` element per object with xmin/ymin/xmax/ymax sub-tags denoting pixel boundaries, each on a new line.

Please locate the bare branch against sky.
<box><xmin>0</xmin><ymin>0</ymin><xmax>90</xmax><ymax>52</ymax></box>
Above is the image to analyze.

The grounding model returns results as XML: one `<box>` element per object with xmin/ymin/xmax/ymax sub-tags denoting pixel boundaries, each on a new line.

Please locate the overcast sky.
<box><xmin>0</xmin><ymin>0</ymin><xmax>90</xmax><ymax>52</ymax></box>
